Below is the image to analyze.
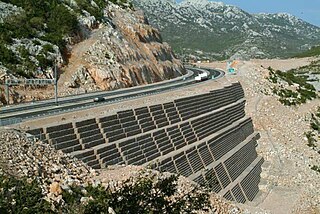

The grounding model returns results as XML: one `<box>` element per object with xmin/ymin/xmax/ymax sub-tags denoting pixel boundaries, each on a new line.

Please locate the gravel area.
<box><xmin>0</xmin><ymin>128</ymin><xmax>98</xmax><ymax>207</ymax></box>
<box><xmin>201</xmin><ymin>59</ymin><xmax>320</xmax><ymax>213</ymax></box>
<box><xmin>6</xmin><ymin>57</ymin><xmax>320</xmax><ymax>213</ymax></box>
<box><xmin>1</xmin><ymin>126</ymin><xmax>240</xmax><ymax>213</ymax></box>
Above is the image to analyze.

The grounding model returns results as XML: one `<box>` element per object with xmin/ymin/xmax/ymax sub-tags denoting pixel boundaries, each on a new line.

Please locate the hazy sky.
<box><xmin>176</xmin><ymin>0</ymin><xmax>320</xmax><ymax>27</ymax></box>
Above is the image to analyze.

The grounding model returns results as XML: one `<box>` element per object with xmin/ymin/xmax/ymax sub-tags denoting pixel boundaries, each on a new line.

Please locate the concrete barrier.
<box><xmin>79</xmin><ymin>128</ymin><xmax>101</xmax><ymax>139</ymax></box>
<box><xmin>117</xmin><ymin>109</ymin><xmax>134</xmax><ymax>119</ymax></box>
<box><xmin>151</xmin><ymin>109</ymin><xmax>165</xmax><ymax>116</ymax></box>
<box><xmin>99</xmin><ymin>115</ymin><xmax>118</xmax><ymax>123</ymax></box>
<box><xmin>187</xmin><ymin>150</ymin><xmax>204</xmax><ymax>173</ymax></box>
<box><xmin>175</xmin><ymin>155</ymin><xmax>193</xmax><ymax>177</ymax></box>
<box><xmin>81</xmin><ymin>133</ymin><xmax>103</xmax><ymax>144</ymax></box>
<box><xmin>100</xmin><ymin>119</ymin><xmax>120</xmax><ymax>129</ymax></box>
<box><xmin>76</xmin><ymin>118</ymin><xmax>96</xmax><ymax>128</ymax></box>
<box><xmin>77</xmin><ymin>123</ymin><xmax>99</xmax><ymax>134</ymax></box>
<box><xmin>46</xmin><ymin>123</ymin><xmax>73</xmax><ymax>133</ymax></box>
<box><xmin>52</xmin><ymin>134</ymin><xmax>77</xmax><ymax>144</ymax></box>
<box><xmin>26</xmin><ymin>82</ymin><xmax>264</xmax><ymax>204</ymax></box>
<box><xmin>204</xmin><ymin>169</ymin><xmax>222</xmax><ymax>193</ymax></box>
<box><xmin>149</xmin><ymin>104</ymin><xmax>162</xmax><ymax>112</ymax></box>
<box><xmin>198</xmin><ymin>144</ymin><xmax>214</xmax><ymax>166</ymax></box>
<box><xmin>49</xmin><ymin>128</ymin><xmax>74</xmax><ymax>139</ymax></box>
<box><xmin>54</xmin><ymin>139</ymin><xmax>80</xmax><ymax>150</ymax></box>
<box><xmin>134</xmin><ymin>107</ymin><xmax>149</xmax><ymax>116</ymax></box>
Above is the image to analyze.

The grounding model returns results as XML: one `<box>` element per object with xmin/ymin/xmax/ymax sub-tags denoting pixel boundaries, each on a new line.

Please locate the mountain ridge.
<box><xmin>132</xmin><ymin>0</ymin><xmax>320</xmax><ymax>60</ymax></box>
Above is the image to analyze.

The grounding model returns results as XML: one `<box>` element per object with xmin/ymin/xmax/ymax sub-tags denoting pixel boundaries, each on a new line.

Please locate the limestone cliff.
<box><xmin>60</xmin><ymin>3</ymin><xmax>185</xmax><ymax>94</ymax></box>
<box><xmin>0</xmin><ymin>1</ymin><xmax>185</xmax><ymax>103</ymax></box>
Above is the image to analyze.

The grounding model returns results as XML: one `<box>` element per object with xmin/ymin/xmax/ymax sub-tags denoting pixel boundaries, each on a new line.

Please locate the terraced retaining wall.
<box><xmin>27</xmin><ymin>82</ymin><xmax>264</xmax><ymax>203</ymax></box>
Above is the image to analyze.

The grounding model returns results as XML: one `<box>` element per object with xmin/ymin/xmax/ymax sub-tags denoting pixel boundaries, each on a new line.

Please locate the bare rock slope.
<box><xmin>60</xmin><ymin>4</ymin><xmax>185</xmax><ymax>94</ymax></box>
<box><xmin>0</xmin><ymin>1</ymin><xmax>185</xmax><ymax>103</ymax></box>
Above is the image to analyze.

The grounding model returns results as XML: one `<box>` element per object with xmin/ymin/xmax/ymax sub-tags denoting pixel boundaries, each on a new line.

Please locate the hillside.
<box><xmin>132</xmin><ymin>0</ymin><xmax>320</xmax><ymax>60</ymax></box>
<box><xmin>0</xmin><ymin>0</ymin><xmax>185</xmax><ymax>104</ymax></box>
<box><xmin>8</xmin><ymin>57</ymin><xmax>320</xmax><ymax>213</ymax></box>
<box><xmin>295</xmin><ymin>46</ymin><xmax>320</xmax><ymax>58</ymax></box>
<box><xmin>199</xmin><ymin>58</ymin><xmax>320</xmax><ymax>213</ymax></box>
<box><xmin>0</xmin><ymin>128</ymin><xmax>240</xmax><ymax>213</ymax></box>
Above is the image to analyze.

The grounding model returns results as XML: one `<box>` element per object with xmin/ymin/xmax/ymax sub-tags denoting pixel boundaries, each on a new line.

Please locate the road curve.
<box><xmin>0</xmin><ymin>67</ymin><xmax>224</xmax><ymax>126</ymax></box>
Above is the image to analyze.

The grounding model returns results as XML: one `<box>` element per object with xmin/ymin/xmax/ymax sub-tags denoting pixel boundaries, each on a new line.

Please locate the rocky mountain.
<box><xmin>0</xmin><ymin>0</ymin><xmax>185</xmax><ymax>103</ymax></box>
<box><xmin>132</xmin><ymin>0</ymin><xmax>320</xmax><ymax>60</ymax></box>
<box><xmin>60</xmin><ymin>3</ymin><xmax>185</xmax><ymax>94</ymax></box>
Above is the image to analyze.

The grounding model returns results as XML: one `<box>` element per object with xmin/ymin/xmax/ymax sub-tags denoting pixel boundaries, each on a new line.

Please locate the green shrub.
<box><xmin>75</xmin><ymin>0</ymin><xmax>105</xmax><ymax>21</ymax></box>
<box><xmin>305</xmin><ymin>108</ymin><xmax>320</xmax><ymax>152</ymax></box>
<box><xmin>311</xmin><ymin>165</ymin><xmax>320</xmax><ymax>173</ymax></box>
<box><xmin>0</xmin><ymin>0</ymin><xmax>79</xmax><ymax>73</ymax></box>
<box><xmin>32</xmin><ymin>40</ymin><xmax>41</xmax><ymax>46</ymax></box>
<box><xmin>0</xmin><ymin>44</ymin><xmax>20</xmax><ymax>65</ymax></box>
<box><xmin>297</xmin><ymin>88</ymin><xmax>317</xmax><ymax>100</ymax></box>
<box><xmin>295</xmin><ymin>45</ymin><xmax>320</xmax><ymax>58</ymax></box>
<box><xmin>36</xmin><ymin>55</ymin><xmax>53</xmax><ymax>69</ymax></box>
<box><xmin>267</xmin><ymin>66</ymin><xmax>318</xmax><ymax>106</ymax></box>
<box><xmin>17</xmin><ymin>46</ymin><xmax>29</xmax><ymax>59</ymax></box>
<box><xmin>42</xmin><ymin>44</ymin><xmax>55</xmax><ymax>53</ymax></box>
<box><xmin>305</xmin><ymin>131</ymin><xmax>317</xmax><ymax>148</ymax></box>
<box><xmin>310</xmin><ymin>112</ymin><xmax>320</xmax><ymax>133</ymax></box>
<box><xmin>0</xmin><ymin>169</ymin><xmax>212</xmax><ymax>213</ymax></box>
<box><xmin>0</xmin><ymin>173</ymin><xmax>52</xmax><ymax>213</ymax></box>
<box><xmin>62</xmin><ymin>173</ymin><xmax>211</xmax><ymax>213</ymax></box>
<box><xmin>0</xmin><ymin>0</ymin><xmax>134</xmax><ymax>75</ymax></box>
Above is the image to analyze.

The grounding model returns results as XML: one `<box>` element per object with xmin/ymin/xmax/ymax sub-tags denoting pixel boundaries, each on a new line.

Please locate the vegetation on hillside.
<box><xmin>0</xmin><ymin>0</ymin><xmax>80</xmax><ymax>77</ymax></box>
<box><xmin>0</xmin><ymin>170</ymin><xmax>211</xmax><ymax>213</ymax></box>
<box><xmin>267</xmin><ymin>66</ymin><xmax>318</xmax><ymax>106</ymax></box>
<box><xmin>305</xmin><ymin>107</ymin><xmax>320</xmax><ymax>174</ymax></box>
<box><xmin>0</xmin><ymin>172</ymin><xmax>52</xmax><ymax>213</ymax></box>
<box><xmin>306</xmin><ymin>107</ymin><xmax>320</xmax><ymax>151</ymax></box>
<box><xmin>289</xmin><ymin>59</ymin><xmax>320</xmax><ymax>75</ymax></box>
<box><xmin>133</xmin><ymin>0</ymin><xmax>320</xmax><ymax>61</ymax></box>
<box><xmin>0</xmin><ymin>0</ymin><xmax>132</xmax><ymax>78</ymax></box>
<box><xmin>295</xmin><ymin>45</ymin><xmax>320</xmax><ymax>58</ymax></box>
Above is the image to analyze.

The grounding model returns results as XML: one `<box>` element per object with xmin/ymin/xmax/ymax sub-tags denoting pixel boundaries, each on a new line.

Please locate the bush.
<box><xmin>0</xmin><ymin>171</ymin><xmax>212</xmax><ymax>213</ymax></box>
<box><xmin>0</xmin><ymin>173</ymin><xmax>52</xmax><ymax>213</ymax></box>
<box><xmin>311</xmin><ymin>165</ymin><xmax>320</xmax><ymax>173</ymax></box>
<box><xmin>295</xmin><ymin>45</ymin><xmax>320</xmax><ymax>58</ymax></box>
<box><xmin>42</xmin><ymin>44</ymin><xmax>55</xmax><ymax>53</ymax></box>
<box><xmin>0</xmin><ymin>44</ymin><xmax>20</xmax><ymax>65</ymax></box>
<box><xmin>0</xmin><ymin>0</ymin><xmax>135</xmax><ymax>75</ymax></box>
<box><xmin>305</xmin><ymin>131</ymin><xmax>317</xmax><ymax>148</ymax></box>
<box><xmin>62</xmin><ymin>173</ymin><xmax>211</xmax><ymax>213</ymax></box>
<box><xmin>0</xmin><ymin>0</ymin><xmax>79</xmax><ymax>74</ymax></box>
<box><xmin>267</xmin><ymin>66</ymin><xmax>318</xmax><ymax>106</ymax></box>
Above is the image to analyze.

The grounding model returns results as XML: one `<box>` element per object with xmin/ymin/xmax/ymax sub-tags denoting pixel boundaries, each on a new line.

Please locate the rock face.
<box><xmin>0</xmin><ymin>128</ymin><xmax>98</xmax><ymax>205</ymax></box>
<box><xmin>0</xmin><ymin>1</ymin><xmax>185</xmax><ymax>102</ymax></box>
<box><xmin>61</xmin><ymin>4</ymin><xmax>185</xmax><ymax>93</ymax></box>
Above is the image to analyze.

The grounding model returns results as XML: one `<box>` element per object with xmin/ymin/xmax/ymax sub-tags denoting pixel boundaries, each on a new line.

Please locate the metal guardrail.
<box><xmin>0</xmin><ymin>118</ymin><xmax>22</xmax><ymax>126</ymax></box>
<box><xmin>5</xmin><ymin>78</ymin><xmax>55</xmax><ymax>86</ymax></box>
<box><xmin>0</xmin><ymin>68</ymin><xmax>224</xmax><ymax>126</ymax></box>
<box><xmin>0</xmin><ymin>70</ymin><xmax>194</xmax><ymax>115</ymax></box>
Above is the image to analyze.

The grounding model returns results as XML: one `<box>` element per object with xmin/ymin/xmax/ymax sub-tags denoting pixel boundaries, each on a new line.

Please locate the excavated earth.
<box><xmin>201</xmin><ymin>57</ymin><xmax>320</xmax><ymax>214</ymax></box>
<box><xmin>0</xmin><ymin>3</ymin><xmax>185</xmax><ymax>104</ymax></box>
<box><xmin>3</xmin><ymin>57</ymin><xmax>320</xmax><ymax>213</ymax></box>
<box><xmin>0</xmin><ymin>128</ymin><xmax>241</xmax><ymax>213</ymax></box>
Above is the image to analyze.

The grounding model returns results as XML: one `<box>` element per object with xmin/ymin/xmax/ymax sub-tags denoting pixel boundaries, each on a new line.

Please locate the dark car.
<box><xmin>93</xmin><ymin>97</ymin><xmax>105</xmax><ymax>102</ymax></box>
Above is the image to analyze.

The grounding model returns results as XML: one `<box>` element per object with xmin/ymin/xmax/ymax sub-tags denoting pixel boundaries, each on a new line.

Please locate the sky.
<box><xmin>176</xmin><ymin>0</ymin><xmax>320</xmax><ymax>27</ymax></box>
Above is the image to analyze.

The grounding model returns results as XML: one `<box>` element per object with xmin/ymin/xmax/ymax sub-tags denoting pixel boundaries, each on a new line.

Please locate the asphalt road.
<box><xmin>0</xmin><ymin>67</ymin><xmax>224</xmax><ymax>126</ymax></box>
